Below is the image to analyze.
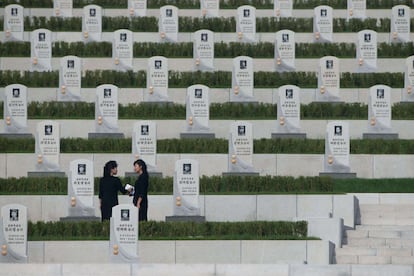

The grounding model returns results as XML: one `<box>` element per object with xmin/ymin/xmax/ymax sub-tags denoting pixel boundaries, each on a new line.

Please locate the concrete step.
<box><xmin>343</xmin><ymin>237</ymin><xmax>414</xmax><ymax>249</ymax></box>
<box><xmin>336</xmin><ymin>204</ymin><xmax>414</xmax><ymax>264</ymax></box>
<box><xmin>346</xmin><ymin>229</ymin><xmax>414</xmax><ymax>239</ymax></box>
<box><xmin>356</xmin><ymin>225</ymin><xmax>414</xmax><ymax>231</ymax></box>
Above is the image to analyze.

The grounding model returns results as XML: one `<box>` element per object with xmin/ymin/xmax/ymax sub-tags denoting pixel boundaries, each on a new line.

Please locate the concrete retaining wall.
<box><xmin>0</xmin><ymin>263</ymin><xmax>413</xmax><ymax>275</ymax></box>
<box><xmin>26</xmin><ymin>240</ymin><xmax>332</xmax><ymax>264</ymax></box>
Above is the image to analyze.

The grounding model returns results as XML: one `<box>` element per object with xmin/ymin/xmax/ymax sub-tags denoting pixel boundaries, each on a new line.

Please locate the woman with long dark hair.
<box><xmin>98</xmin><ymin>160</ymin><xmax>127</xmax><ymax>221</ymax></box>
<box><xmin>132</xmin><ymin>159</ymin><xmax>149</xmax><ymax>221</ymax></box>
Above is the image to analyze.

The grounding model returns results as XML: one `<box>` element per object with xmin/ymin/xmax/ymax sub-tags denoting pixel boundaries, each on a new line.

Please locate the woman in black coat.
<box><xmin>99</xmin><ymin>160</ymin><xmax>127</xmax><ymax>221</ymax></box>
<box><xmin>132</xmin><ymin>159</ymin><xmax>149</xmax><ymax>221</ymax></box>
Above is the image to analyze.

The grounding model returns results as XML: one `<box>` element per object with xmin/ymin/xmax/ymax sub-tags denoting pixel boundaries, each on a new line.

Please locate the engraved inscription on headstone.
<box><xmin>35</xmin><ymin>120</ymin><xmax>61</xmax><ymax>172</ymax></box>
<box><xmin>200</xmin><ymin>0</ymin><xmax>219</xmax><ymax>17</ymax></box>
<box><xmin>228</xmin><ymin>121</ymin><xmax>255</xmax><ymax>173</ymax></box>
<box><xmin>274</xmin><ymin>0</ymin><xmax>293</xmax><ymax>17</ymax></box>
<box><xmin>53</xmin><ymin>0</ymin><xmax>73</xmax><ymax>17</ymax></box>
<box><xmin>113</xmin><ymin>29</ymin><xmax>133</xmax><ymax>71</ymax></box>
<box><xmin>367</xmin><ymin>85</ymin><xmax>393</xmax><ymax>133</ymax></box>
<box><xmin>313</xmin><ymin>5</ymin><xmax>333</xmax><ymax>43</ymax></box>
<box><xmin>4</xmin><ymin>84</ymin><xmax>28</xmax><ymax>134</ymax></box>
<box><xmin>4</xmin><ymin>4</ymin><xmax>24</xmax><ymax>41</ymax></box>
<box><xmin>67</xmin><ymin>159</ymin><xmax>95</xmax><ymax>217</ymax></box>
<box><xmin>276</xmin><ymin>85</ymin><xmax>301</xmax><ymax>133</ymax></box>
<box><xmin>145</xmin><ymin>56</ymin><xmax>169</xmax><ymax>102</ymax></box>
<box><xmin>316</xmin><ymin>56</ymin><xmax>340</xmax><ymax>102</ymax></box>
<box><xmin>132</xmin><ymin>121</ymin><xmax>157</xmax><ymax>171</ymax></box>
<box><xmin>236</xmin><ymin>5</ymin><xmax>256</xmax><ymax>43</ymax></box>
<box><xmin>31</xmin><ymin>29</ymin><xmax>52</xmax><ymax>72</ymax></box>
<box><xmin>194</xmin><ymin>29</ymin><xmax>214</xmax><ymax>71</ymax></box>
<box><xmin>231</xmin><ymin>56</ymin><xmax>254</xmax><ymax>102</ymax></box>
<box><xmin>357</xmin><ymin>30</ymin><xmax>377</xmax><ymax>72</ymax></box>
<box><xmin>82</xmin><ymin>5</ymin><xmax>102</xmax><ymax>43</ymax></box>
<box><xmin>58</xmin><ymin>56</ymin><xmax>82</xmax><ymax>101</ymax></box>
<box><xmin>110</xmin><ymin>204</ymin><xmax>139</xmax><ymax>263</ymax></box>
<box><xmin>0</xmin><ymin>204</ymin><xmax>27</xmax><ymax>263</ymax></box>
<box><xmin>347</xmin><ymin>0</ymin><xmax>366</xmax><ymax>20</ymax></box>
<box><xmin>128</xmin><ymin>0</ymin><xmax>147</xmax><ymax>17</ymax></box>
<box><xmin>390</xmin><ymin>5</ymin><xmax>410</xmax><ymax>43</ymax></box>
<box><xmin>275</xmin><ymin>29</ymin><xmax>295</xmax><ymax>72</ymax></box>
<box><xmin>159</xmin><ymin>5</ymin><xmax>178</xmax><ymax>43</ymax></box>
<box><xmin>324</xmin><ymin>121</ymin><xmax>351</xmax><ymax>173</ymax></box>
<box><xmin>173</xmin><ymin>159</ymin><xmax>200</xmax><ymax>216</ymax></box>
<box><xmin>403</xmin><ymin>56</ymin><xmax>414</xmax><ymax>102</ymax></box>
<box><xmin>95</xmin><ymin>84</ymin><xmax>119</xmax><ymax>133</ymax></box>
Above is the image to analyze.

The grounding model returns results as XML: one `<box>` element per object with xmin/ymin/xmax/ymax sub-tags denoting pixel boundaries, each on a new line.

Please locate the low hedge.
<box><xmin>27</xmin><ymin>220</ymin><xmax>309</xmax><ymax>241</ymax></box>
<box><xmin>2</xmin><ymin>41</ymin><xmax>414</xmax><ymax>58</ymax></box>
<box><xmin>0</xmin><ymin>175</ymin><xmax>334</xmax><ymax>194</ymax></box>
<box><xmin>3</xmin><ymin>101</ymin><xmax>414</xmax><ymax>120</ymax></box>
<box><xmin>0</xmin><ymin>70</ymin><xmax>404</xmax><ymax>88</ymax></box>
<box><xmin>2</xmin><ymin>137</ymin><xmax>414</xmax><ymax>154</ymax></box>
<box><xmin>1</xmin><ymin>16</ymin><xmax>412</xmax><ymax>33</ymax></box>
<box><xmin>2</xmin><ymin>176</ymin><xmax>414</xmax><ymax>195</ymax></box>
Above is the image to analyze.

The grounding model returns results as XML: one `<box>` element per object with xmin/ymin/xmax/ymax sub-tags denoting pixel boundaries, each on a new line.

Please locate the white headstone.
<box><xmin>0</xmin><ymin>204</ymin><xmax>27</xmax><ymax>263</ymax></box>
<box><xmin>274</xmin><ymin>0</ymin><xmax>293</xmax><ymax>17</ymax></box>
<box><xmin>173</xmin><ymin>159</ymin><xmax>200</xmax><ymax>216</ymax></box>
<box><xmin>132</xmin><ymin>121</ymin><xmax>157</xmax><ymax>171</ymax></box>
<box><xmin>277</xmin><ymin>85</ymin><xmax>301</xmax><ymax>133</ymax></box>
<box><xmin>313</xmin><ymin>5</ymin><xmax>333</xmax><ymax>43</ymax></box>
<box><xmin>110</xmin><ymin>204</ymin><xmax>139</xmax><ymax>263</ymax></box>
<box><xmin>4</xmin><ymin>84</ymin><xmax>28</xmax><ymax>134</ymax></box>
<box><xmin>200</xmin><ymin>0</ymin><xmax>219</xmax><ymax>17</ymax></box>
<box><xmin>128</xmin><ymin>0</ymin><xmax>147</xmax><ymax>17</ymax></box>
<box><xmin>324</xmin><ymin>121</ymin><xmax>351</xmax><ymax>173</ymax></box>
<box><xmin>95</xmin><ymin>84</ymin><xmax>119</xmax><ymax>133</ymax></box>
<box><xmin>31</xmin><ymin>29</ymin><xmax>52</xmax><ymax>72</ymax></box>
<box><xmin>390</xmin><ymin>5</ymin><xmax>410</xmax><ymax>43</ymax></box>
<box><xmin>228</xmin><ymin>121</ymin><xmax>255</xmax><ymax>173</ymax></box>
<box><xmin>236</xmin><ymin>5</ymin><xmax>256</xmax><ymax>43</ymax></box>
<box><xmin>403</xmin><ymin>56</ymin><xmax>414</xmax><ymax>102</ymax></box>
<box><xmin>53</xmin><ymin>0</ymin><xmax>73</xmax><ymax>17</ymax></box>
<box><xmin>275</xmin><ymin>29</ymin><xmax>295</xmax><ymax>72</ymax></box>
<box><xmin>35</xmin><ymin>120</ymin><xmax>60</xmax><ymax>172</ymax></box>
<box><xmin>186</xmin><ymin>84</ymin><xmax>211</xmax><ymax>132</ymax></box>
<box><xmin>357</xmin><ymin>30</ymin><xmax>377</xmax><ymax>72</ymax></box>
<box><xmin>231</xmin><ymin>56</ymin><xmax>254</xmax><ymax>102</ymax></box>
<box><xmin>367</xmin><ymin>85</ymin><xmax>392</xmax><ymax>133</ymax></box>
<box><xmin>347</xmin><ymin>0</ymin><xmax>366</xmax><ymax>20</ymax></box>
<box><xmin>193</xmin><ymin>29</ymin><xmax>214</xmax><ymax>71</ymax></box>
<box><xmin>82</xmin><ymin>5</ymin><xmax>102</xmax><ymax>43</ymax></box>
<box><xmin>67</xmin><ymin>159</ymin><xmax>95</xmax><ymax>217</ymax></box>
<box><xmin>317</xmin><ymin>56</ymin><xmax>340</xmax><ymax>102</ymax></box>
<box><xmin>58</xmin><ymin>55</ymin><xmax>82</xmax><ymax>101</ymax></box>
<box><xmin>4</xmin><ymin>4</ymin><xmax>24</xmax><ymax>42</ymax></box>
<box><xmin>146</xmin><ymin>56</ymin><xmax>169</xmax><ymax>102</ymax></box>
<box><xmin>159</xmin><ymin>5</ymin><xmax>179</xmax><ymax>43</ymax></box>
<box><xmin>113</xmin><ymin>29</ymin><xmax>134</xmax><ymax>71</ymax></box>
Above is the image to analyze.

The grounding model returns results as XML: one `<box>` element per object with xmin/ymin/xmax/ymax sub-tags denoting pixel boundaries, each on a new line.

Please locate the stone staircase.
<box><xmin>336</xmin><ymin>204</ymin><xmax>414</xmax><ymax>265</ymax></box>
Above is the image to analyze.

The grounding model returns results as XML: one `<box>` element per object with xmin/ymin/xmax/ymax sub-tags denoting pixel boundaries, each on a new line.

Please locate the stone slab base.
<box><xmin>180</xmin><ymin>132</ymin><xmax>216</xmax><ymax>139</ymax></box>
<box><xmin>27</xmin><ymin>171</ymin><xmax>66</xmax><ymax>177</ymax></box>
<box><xmin>88</xmin><ymin>133</ymin><xmax>125</xmax><ymax>139</ymax></box>
<box><xmin>0</xmin><ymin>133</ymin><xmax>33</xmax><ymax>139</ymax></box>
<box><xmin>222</xmin><ymin>172</ymin><xmax>260</xmax><ymax>177</ymax></box>
<box><xmin>362</xmin><ymin>133</ymin><xmax>399</xmax><ymax>140</ymax></box>
<box><xmin>60</xmin><ymin>216</ymin><xmax>101</xmax><ymax>222</ymax></box>
<box><xmin>125</xmin><ymin>171</ymin><xmax>163</xmax><ymax>178</ymax></box>
<box><xmin>319</xmin><ymin>172</ymin><xmax>357</xmax><ymax>179</ymax></box>
<box><xmin>271</xmin><ymin>133</ymin><xmax>307</xmax><ymax>139</ymax></box>
<box><xmin>165</xmin><ymin>216</ymin><xmax>206</xmax><ymax>222</ymax></box>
